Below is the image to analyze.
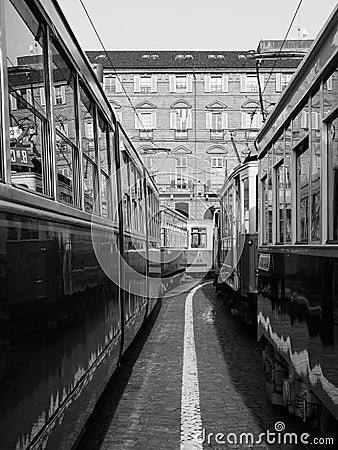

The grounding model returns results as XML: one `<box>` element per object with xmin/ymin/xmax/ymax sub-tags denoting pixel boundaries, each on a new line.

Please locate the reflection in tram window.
<box><xmin>5</xmin><ymin>0</ymin><xmax>48</xmax><ymax>194</ymax></box>
<box><xmin>51</xmin><ymin>38</ymin><xmax>77</xmax><ymax>205</ymax></box>
<box><xmin>328</xmin><ymin>115</ymin><xmax>338</xmax><ymax>241</ymax></box>
<box><xmin>311</xmin><ymin>91</ymin><xmax>321</xmax><ymax>241</ymax></box>
<box><xmin>276</xmin><ymin>163</ymin><xmax>284</xmax><ymax>243</ymax></box>
<box><xmin>191</xmin><ymin>227</ymin><xmax>207</xmax><ymax>248</ymax></box>
<box><xmin>296</xmin><ymin>140</ymin><xmax>310</xmax><ymax>242</ymax></box>
<box><xmin>323</xmin><ymin>67</ymin><xmax>338</xmax><ymax>118</ymax></box>
<box><xmin>285</xmin><ymin>126</ymin><xmax>292</xmax><ymax>242</ymax></box>
<box><xmin>80</xmin><ymin>86</ymin><xmax>97</xmax><ymax>212</ymax></box>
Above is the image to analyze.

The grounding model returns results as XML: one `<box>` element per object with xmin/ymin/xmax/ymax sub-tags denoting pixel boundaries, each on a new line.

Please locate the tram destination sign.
<box><xmin>10</xmin><ymin>147</ymin><xmax>34</xmax><ymax>167</ymax></box>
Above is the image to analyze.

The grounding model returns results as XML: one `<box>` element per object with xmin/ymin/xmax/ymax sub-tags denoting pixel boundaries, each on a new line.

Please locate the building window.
<box><xmin>240</xmin><ymin>74</ymin><xmax>264</xmax><ymax>93</ymax></box>
<box><xmin>134</xmin><ymin>75</ymin><xmax>157</xmax><ymax>93</ymax></box>
<box><xmin>104</xmin><ymin>75</ymin><xmax>123</xmax><ymax>94</ymax></box>
<box><xmin>241</xmin><ymin>110</ymin><xmax>262</xmax><ymax>129</ymax></box>
<box><xmin>170</xmin><ymin>108</ymin><xmax>192</xmax><ymax>139</ymax></box>
<box><xmin>174</xmin><ymin>156</ymin><xmax>188</xmax><ymax>189</ymax></box>
<box><xmin>135</xmin><ymin>111</ymin><xmax>156</xmax><ymax>138</ymax></box>
<box><xmin>206</xmin><ymin>111</ymin><xmax>227</xmax><ymax>138</ymax></box>
<box><xmin>54</xmin><ymin>85</ymin><xmax>66</xmax><ymax>105</ymax></box>
<box><xmin>211</xmin><ymin>156</ymin><xmax>223</xmax><ymax>168</ymax></box>
<box><xmin>205</xmin><ymin>75</ymin><xmax>228</xmax><ymax>93</ymax></box>
<box><xmin>275</xmin><ymin>73</ymin><xmax>293</xmax><ymax>92</ymax></box>
<box><xmin>169</xmin><ymin>75</ymin><xmax>193</xmax><ymax>93</ymax></box>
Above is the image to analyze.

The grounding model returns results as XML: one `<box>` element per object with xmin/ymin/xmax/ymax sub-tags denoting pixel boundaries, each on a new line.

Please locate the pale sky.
<box><xmin>57</xmin><ymin>0</ymin><xmax>338</xmax><ymax>51</ymax></box>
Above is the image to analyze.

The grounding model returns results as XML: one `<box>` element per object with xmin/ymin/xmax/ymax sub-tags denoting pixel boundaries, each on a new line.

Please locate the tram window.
<box><xmin>285</xmin><ymin>125</ymin><xmax>292</xmax><ymax>242</ymax></box>
<box><xmin>191</xmin><ymin>227</ymin><xmax>207</xmax><ymax>248</ymax></box>
<box><xmin>276</xmin><ymin>163</ymin><xmax>285</xmax><ymax>243</ymax></box>
<box><xmin>296</xmin><ymin>139</ymin><xmax>310</xmax><ymax>242</ymax></box>
<box><xmin>310</xmin><ymin>91</ymin><xmax>321</xmax><ymax>241</ymax></box>
<box><xmin>51</xmin><ymin>38</ymin><xmax>78</xmax><ymax>206</ymax></box>
<box><xmin>98</xmin><ymin>114</ymin><xmax>112</xmax><ymax>218</ymax></box>
<box><xmin>80</xmin><ymin>86</ymin><xmax>97</xmax><ymax>213</ymax></box>
<box><xmin>328</xmin><ymin>115</ymin><xmax>338</xmax><ymax>241</ymax></box>
<box><xmin>243</xmin><ymin>178</ymin><xmax>249</xmax><ymax>233</ymax></box>
<box><xmin>323</xmin><ymin>67</ymin><xmax>338</xmax><ymax>118</ymax></box>
<box><xmin>5</xmin><ymin>0</ymin><xmax>49</xmax><ymax>195</ymax></box>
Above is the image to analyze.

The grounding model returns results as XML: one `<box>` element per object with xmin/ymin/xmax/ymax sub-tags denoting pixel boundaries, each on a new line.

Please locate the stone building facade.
<box><xmin>86</xmin><ymin>40</ymin><xmax>312</xmax><ymax>220</ymax></box>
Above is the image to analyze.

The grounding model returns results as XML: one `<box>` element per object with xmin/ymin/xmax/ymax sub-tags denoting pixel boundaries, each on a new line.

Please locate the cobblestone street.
<box><xmin>77</xmin><ymin>281</ymin><xmax>313</xmax><ymax>449</ymax></box>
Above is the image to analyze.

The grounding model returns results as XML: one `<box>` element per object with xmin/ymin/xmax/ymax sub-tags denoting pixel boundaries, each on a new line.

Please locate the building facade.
<box><xmin>87</xmin><ymin>40</ymin><xmax>312</xmax><ymax>220</ymax></box>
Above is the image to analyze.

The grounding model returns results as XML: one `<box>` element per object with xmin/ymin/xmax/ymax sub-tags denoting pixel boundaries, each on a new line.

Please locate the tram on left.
<box><xmin>0</xmin><ymin>1</ymin><xmax>161</xmax><ymax>449</ymax></box>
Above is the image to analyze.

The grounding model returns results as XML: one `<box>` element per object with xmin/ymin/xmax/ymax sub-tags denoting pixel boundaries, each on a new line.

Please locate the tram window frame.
<box><xmin>6</xmin><ymin>1</ymin><xmax>51</xmax><ymax>197</ymax></box>
<box><xmin>310</xmin><ymin>90</ymin><xmax>321</xmax><ymax>243</ymax></box>
<box><xmin>79</xmin><ymin>83</ymin><xmax>100</xmax><ymax>215</ymax></box>
<box><xmin>191</xmin><ymin>227</ymin><xmax>207</xmax><ymax>249</ymax></box>
<box><xmin>275</xmin><ymin>160</ymin><xmax>285</xmax><ymax>244</ymax></box>
<box><xmin>51</xmin><ymin>36</ymin><xmax>81</xmax><ymax>208</ymax></box>
<box><xmin>295</xmin><ymin>136</ymin><xmax>310</xmax><ymax>243</ymax></box>
<box><xmin>285</xmin><ymin>125</ymin><xmax>292</xmax><ymax>243</ymax></box>
<box><xmin>327</xmin><ymin>110</ymin><xmax>338</xmax><ymax>242</ymax></box>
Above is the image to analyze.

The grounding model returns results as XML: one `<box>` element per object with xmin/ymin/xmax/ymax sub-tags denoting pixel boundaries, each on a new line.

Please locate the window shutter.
<box><xmin>205</xmin><ymin>75</ymin><xmax>211</xmax><ymax>92</ymax></box>
<box><xmin>275</xmin><ymin>73</ymin><xmax>282</xmax><ymax>92</ymax></box>
<box><xmin>10</xmin><ymin>94</ymin><xmax>17</xmax><ymax>110</ymax></box>
<box><xmin>63</xmin><ymin>123</ymin><xmax>69</xmax><ymax>137</ymax></box>
<box><xmin>222</xmin><ymin>75</ymin><xmax>228</xmax><ymax>92</ymax></box>
<box><xmin>241</xmin><ymin>112</ymin><xmax>247</xmax><ymax>128</ymax></box>
<box><xmin>187</xmin><ymin>110</ymin><xmax>192</xmax><ymax>129</ymax></box>
<box><xmin>40</xmin><ymin>87</ymin><xmax>45</xmax><ymax>106</ymax></box>
<box><xmin>312</xmin><ymin>112</ymin><xmax>320</xmax><ymax>130</ymax></box>
<box><xmin>301</xmin><ymin>111</ymin><xmax>308</xmax><ymax>129</ymax></box>
<box><xmin>240</xmin><ymin>75</ymin><xmax>246</xmax><ymax>92</ymax></box>
<box><xmin>151</xmin><ymin>112</ymin><xmax>157</xmax><ymax>129</ymax></box>
<box><xmin>187</xmin><ymin>75</ymin><xmax>193</xmax><ymax>92</ymax></box>
<box><xmin>26</xmin><ymin>89</ymin><xmax>32</xmax><ymax>105</ymax></box>
<box><xmin>258</xmin><ymin>113</ymin><xmax>263</xmax><ymax>128</ymax></box>
<box><xmin>169</xmin><ymin>75</ymin><xmax>176</xmax><ymax>92</ymax></box>
<box><xmin>326</xmin><ymin>76</ymin><xmax>333</xmax><ymax>91</ymax></box>
<box><xmin>170</xmin><ymin>112</ymin><xmax>177</xmax><ymax>129</ymax></box>
<box><xmin>135</xmin><ymin>113</ymin><xmax>142</xmax><ymax>129</ymax></box>
<box><xmin>134</xmin><ymin>75</ymin><xmax>141</xmax><ymax>92</ymax></box>
<box><xmin>53</xmin><ymin>86</ymin><xmax>57</xmax><ymax>105</ymax></box>
<box><xmin>116</xmin><ymin>76</ymin><xmax>123</xmax><ymax>93</ymax></box>
<box><xmin>206</xmin><ymin>112</ymin><xmax>212</xmax><ymax>129</ymax></box>
<box><xmin>151</xmin><ymin>75</ymin><xmax>157</xmax><ymax>92</ymax></box>
<box><xmin>221</xmin><ymin>112</ymin><xmax>228</xmax><ymax>129</ymax></box>
<box><xmin>61</xmin><ymin>85</ymin><xmax>66</xmax><ymax>104</ymax></box>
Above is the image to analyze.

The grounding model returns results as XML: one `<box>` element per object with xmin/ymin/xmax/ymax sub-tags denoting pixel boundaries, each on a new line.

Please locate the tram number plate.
<box><xmin>258</xmin><ymin>254</ymin><xmax>270</xmax><ymax>271</ymax></box>
<box><xmin>10</xmin><ymin>147</ymin><xmax>34</xmax><ymax>167</ymax></box>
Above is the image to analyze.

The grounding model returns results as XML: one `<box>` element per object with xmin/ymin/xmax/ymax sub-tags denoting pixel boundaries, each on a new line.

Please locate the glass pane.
<box><xmin>285</xmin><ymin>154</ymin><xmax>292</xmax><ymax>242</ymax></box>
<box><xmin>323</xmin><ymin>66</ymin><xmax>338</xmax><ymax>118</ymax></box>
<box><xmin>6</xmin><ymin>0</ymin><xmax>48</xmax><ymax>194</ymax></box>
<box><xmin>101</xmin><ymin>172</ymin><xmax>109</xmax><ymax>218</ymax></box>
<box><xmin>51</xmin><ymin>39</ymin><xmax>76</xmax><ymax>145</ymax></box>
<box><xmin>80</xmin><ymin>86</ymin><xmax>95</xmax><ymax>162</ymax></box>
<box><xmin>328</xmin><ymin>115</ymin><xmax>338</xmax><ymax>240</ymax></box>
<box><xmin>276</xmin><ymin>164</ymin><xmax>284</xmax><ymax>243</ymax></box>
<box><xmin>310</xmin><ymin>92</ymin><xmax>321</xmax><ymax>241</ymax></box>
<box><xmin>56</xmin><ymin>137</ymin><xmax>73</xmax><ymax>205</ymax></box>
<box><xmin>297</xmin><ymin>141</ymin><xmax>310</xmax><ymax>242</ymax></box>
<box><xmin>83</xmin><ymin>156</ymin><xmax>94</xmax><ymax>213</ymax></box>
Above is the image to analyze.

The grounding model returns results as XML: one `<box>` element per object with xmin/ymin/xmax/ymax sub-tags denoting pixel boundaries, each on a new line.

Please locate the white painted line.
<box><xmin>180</xmin><ymin>282</ymin><xmax>211</xmax><ymax>449</ymax></box>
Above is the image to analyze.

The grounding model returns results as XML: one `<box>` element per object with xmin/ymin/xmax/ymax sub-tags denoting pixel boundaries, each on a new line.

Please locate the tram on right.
<box><xmin>255</xmin><ymin>5</ymin><xmax>338</xmax><ymax>435</ymax></box>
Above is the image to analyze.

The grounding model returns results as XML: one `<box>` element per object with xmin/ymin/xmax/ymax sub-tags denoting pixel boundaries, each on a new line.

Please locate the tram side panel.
<box><xmin>0</xmin><ymin>211</ymin><xmax>122</xmax><ymax>450</ymax></box>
